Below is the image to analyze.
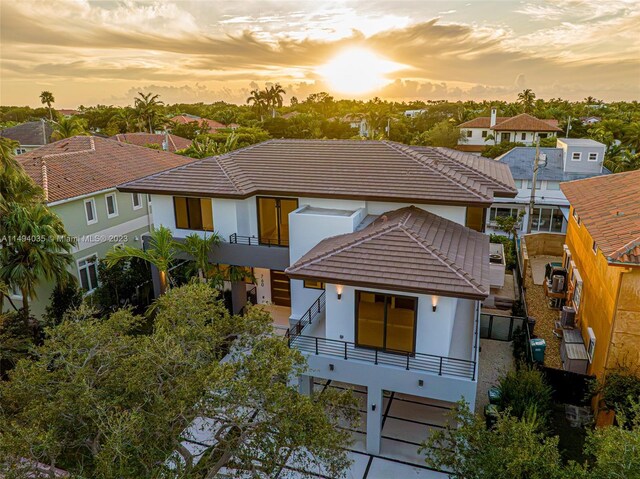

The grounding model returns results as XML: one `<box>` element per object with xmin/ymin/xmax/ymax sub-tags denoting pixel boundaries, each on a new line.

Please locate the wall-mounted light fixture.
<box><xmin>336</xmin><ymin>284</ymin><xmax>343</xmax><ymax>300</ymax></box>
<box><xmin>371</xmin><ymin>404</ymin><xmax>377</xmax><ymax>411</ymax></box>
<box><xmin>432</xmin><ymin>295</ymin><xmax>439</xmax><ymax>312</ymax></box>
<box><xmin>418</xmin><ymin>379</ymin><xmax>424</xmax><ymax>387</ymax></box>
<box><xmin>329</xmin><ymin>364</ymin><xmax>334</xmax><ymax>371</ymax></box>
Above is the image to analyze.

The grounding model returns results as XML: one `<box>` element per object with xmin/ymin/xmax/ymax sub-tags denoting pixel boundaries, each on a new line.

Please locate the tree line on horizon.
<box><xmin>1</xmin><ymin>87</ymin><xmax>639</xmax><ymax>171</ymax></box>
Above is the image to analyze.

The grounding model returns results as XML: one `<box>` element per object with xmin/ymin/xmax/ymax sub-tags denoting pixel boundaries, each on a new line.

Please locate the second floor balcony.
<box><xmin>287</xmin><ymin>292</ymin><xmax>479</xmax><ymax>401</ymax></box>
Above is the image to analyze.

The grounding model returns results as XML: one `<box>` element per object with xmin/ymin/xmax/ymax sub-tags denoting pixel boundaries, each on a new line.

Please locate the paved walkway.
<box><xmin>475</xmin><ymin>339</ymin><xmax>515</xmax><ymax>413</ymax></box>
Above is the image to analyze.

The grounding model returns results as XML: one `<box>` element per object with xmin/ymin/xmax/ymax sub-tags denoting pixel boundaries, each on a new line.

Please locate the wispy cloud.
<box><xmin>0</xmin><ymin>0</ymin><xmax>638</xmax><ymax>106</ymax></box>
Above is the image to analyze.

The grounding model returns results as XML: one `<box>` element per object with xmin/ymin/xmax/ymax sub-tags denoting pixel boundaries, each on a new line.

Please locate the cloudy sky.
<box><xmin>1</xmin><ymin>0</ymin><xmax>638</xmax><ymax>107</ymax></box>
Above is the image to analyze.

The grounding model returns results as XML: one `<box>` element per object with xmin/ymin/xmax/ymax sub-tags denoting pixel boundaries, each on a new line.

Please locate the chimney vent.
<box><xmin>490</xmin><ymin>107</ymin><xmax>498</xmax><ymax>128</ymax></box>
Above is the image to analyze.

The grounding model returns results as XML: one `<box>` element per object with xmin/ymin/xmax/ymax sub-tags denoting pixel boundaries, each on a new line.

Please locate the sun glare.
<box><xmin>317</xmin><ymin>48</ymin><xmax>404</xmax><ymax>95</ymax></box>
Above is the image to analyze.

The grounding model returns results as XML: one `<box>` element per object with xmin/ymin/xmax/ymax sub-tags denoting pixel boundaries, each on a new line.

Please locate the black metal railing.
<box><xmin>288</xmin><ymin>292</ymin><xmax>326</xmax><ymax>338</ymax></box>
<box><xmin>229</xmin><ymin>233</ymin><xmax>288</xmax><ymax>247</ymax></box>
<box><xmin>289</xmin><ymin>334</ymin><xmax>477</xmax><ymax>380</ymax></box>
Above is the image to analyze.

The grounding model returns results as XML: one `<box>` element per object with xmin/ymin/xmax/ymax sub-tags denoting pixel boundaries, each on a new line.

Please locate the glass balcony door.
<box><xmin>257</xmin><ymin>197</ymin><xmax>298</xmax><ymax>246</ymax></box>
<box><xmin>356</xmin><ymin>291</ymin><xmax>417</xmax><ymax>354</ymax></box>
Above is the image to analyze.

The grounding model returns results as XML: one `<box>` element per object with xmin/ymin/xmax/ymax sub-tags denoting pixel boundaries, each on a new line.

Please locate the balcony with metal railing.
<box><xmin>286</xmin><ymin>292</ymin><xmax>479</xmax><ymax>382</ymax></box>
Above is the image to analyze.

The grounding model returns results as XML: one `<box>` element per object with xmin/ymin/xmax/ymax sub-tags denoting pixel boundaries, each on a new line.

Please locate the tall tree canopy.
<box><xmin>0</xmin><ymin>283</ymin><xmax>357</xmax><ymax>478</ymax></box>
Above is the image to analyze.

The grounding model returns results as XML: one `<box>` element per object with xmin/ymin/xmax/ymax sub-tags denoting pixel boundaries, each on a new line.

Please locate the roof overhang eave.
<box><xmin>285</xmin><ymin>272</ymin><xmax>488</xmax><ymax>301</ymax></box>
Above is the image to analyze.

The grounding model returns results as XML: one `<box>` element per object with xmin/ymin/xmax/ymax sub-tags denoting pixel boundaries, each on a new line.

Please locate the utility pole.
<box><xmin>526</xmin><ymin>137</ymin><xmax>541</xmax><ymax>234</ymax></box>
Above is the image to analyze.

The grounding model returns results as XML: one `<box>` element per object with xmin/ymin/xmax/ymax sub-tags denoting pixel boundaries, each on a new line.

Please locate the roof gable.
<box><xmin>0</xmin><ymin>120</ymin><xmax>53</xmax><ymax>146</ymax></box>
<box><xmin>491</xmin><ymin>114</ymin><xmax>562</xmax><ymax>132</ymax></box>
<box><xmin>17</xmin><ymin>136</ymin><xmax>195</xmax><ymax>203</ymax></box>
<box><xmin>286</xmin><ymin>206</ymin><xmax>490</xmax><ymax>299</ymax></box>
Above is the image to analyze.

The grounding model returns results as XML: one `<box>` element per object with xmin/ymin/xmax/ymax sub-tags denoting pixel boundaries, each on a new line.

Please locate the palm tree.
<box><xmin>604</xmin><ymin>149</ymin><xmax>640</xmax><ymax>173</ymax></box>
<box><xmin>267</xmin><ymin>83</ymin><xmax>286</xmax><ymax>118</ymax></box>
<box><xmin>0</xmin><ymin>203</ymin><xmax>75</xmax><ymax>325</ymax></box>
<box><xmin>104</xmin><ymin>226</ymin><xmax>177</xmax><ymax>295</ymax></box>
<box><xmin>179</xmin><ymin>133</ymin><xmax>239</xmax><ymax>159</ymax></box>
<box><xmin>517</xmin><ymin>89</ymin><xmax>536</xmax><ymax>114</ymax></box>
<box><xmin>246</xmin><ymin>89</ymin><xmax>267</xmax><ymax>121</ymax></box>
<box><xmin>175</xmin><ymin>233</ymin><xmax>221</xmax><ymax>283</ymax></box>
<box><xmin>39</xmin><ymin>91</ymin><xmax>55</xmax><ymax>120</ymax></box>
<box><xmin>114</xmin><ymin>107</ymin><xmax>137</xmax><ymax>133</ymax></box>
<box><xmin>134</xmin><ymin>92</ymin><xmax>164</xmax><ymax>133</ymax></box>
<box><xmin>622</xmin><ymin>122</ymin><xmax>640</xmax><ymax>152</ymax></box>
<box><xmin>51</xmin><ymin>117</ymin><xmax>88</xmax><ymax>141</ymax></box>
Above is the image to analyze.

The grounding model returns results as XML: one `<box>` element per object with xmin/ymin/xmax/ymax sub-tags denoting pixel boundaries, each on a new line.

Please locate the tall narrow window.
<box><xmin>84</xmin><ymin>198</ymin><xmax>97</xmax><ymax>225</ymax></box>
<box><xmin>132</xmin><ymin>193</ymin><xmax>142</xmax><ymax>210</ymax></box>
<box><xmin>78</xmin><ymin>255</ymin><xmax>99</xmax><ymax>292</ymax></box>
<box><xmin>257</xmin><ymin>197</ymin><xmax>298</xmax><ymax>246</ymax></box>
<box><xmin>173</xmin><ymin>197</ymin><xmax>213</xmax><ymax>231</ymax></box>
<box><xmin>105</xmin><ymin>193</ymin><xmax>118</xmax><ymax>218</ymax></box>
<box><xmin>356</xmin><ymin>291</ymin><xmax>417</xmax><ymax>354</ymax></box>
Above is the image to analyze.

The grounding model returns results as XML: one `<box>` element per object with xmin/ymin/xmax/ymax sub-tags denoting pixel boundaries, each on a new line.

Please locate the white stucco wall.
<box><xmin>324</xmin><ymin>283</ymin><xmax>466</xmax><ymax>358</ymax></box>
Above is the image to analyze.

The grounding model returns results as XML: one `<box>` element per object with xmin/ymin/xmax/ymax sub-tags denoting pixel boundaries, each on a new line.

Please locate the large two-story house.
<box><xmin>2</xmin><ymin>136</ymin><xmax>193</xmax><ymax>318</ymax></box>
<box><xmin>119</xmin><ymin>139</ymin><xmax>516</xmax><ymax>454</ymax></box>
<box><xmin>457</xmin><ymin>109</ymin><xmax>562</xmax><ymax>154</ymax></box>
<box><xmin>486</xmin><ymin>138</ymin><xmax>609</xmax><ymax>235</ymax></box>
<box><xmin>560</xmin><ymin>170</ymin><xmax>640</xmax><ymax>425</ymax></box>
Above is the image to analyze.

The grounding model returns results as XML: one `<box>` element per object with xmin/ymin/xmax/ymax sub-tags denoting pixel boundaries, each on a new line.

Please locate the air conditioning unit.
<box><xmin>561</xmin><ymin>306</ymin><xmax>576</xmax><ymax>328</ymax></box>
<box><xmin>552</xmin><ymin>275</ymin><xmax>565</xmax><ymax>293</ymax></box>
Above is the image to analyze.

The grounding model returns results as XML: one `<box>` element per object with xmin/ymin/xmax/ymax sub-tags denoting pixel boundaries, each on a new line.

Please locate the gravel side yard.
<box><xmin>523</xmin><ymin>259</ymin><xmax>563</xmax><ymax>369</ymax></box>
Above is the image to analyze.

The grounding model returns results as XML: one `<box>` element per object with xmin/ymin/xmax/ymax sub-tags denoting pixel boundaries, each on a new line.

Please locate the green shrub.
<box><xmin>498</xmin><ymin>367</ymin><xmax>553</xmax><ymax>425</ymax></box>
<box><xmin>600</xmin><ymin>369</ymin><xmax>640</xmax><ymax>424</ymax></box>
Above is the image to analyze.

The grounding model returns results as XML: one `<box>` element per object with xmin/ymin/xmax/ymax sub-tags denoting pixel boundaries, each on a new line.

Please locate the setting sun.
<box><xmin>316</xmin><ymin>48</ymin><xmax>404</xmax><ymax>95</ymax></box>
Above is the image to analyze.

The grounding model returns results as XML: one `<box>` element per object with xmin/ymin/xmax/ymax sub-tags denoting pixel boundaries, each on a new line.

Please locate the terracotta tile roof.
<box><xmin>120</xmin><ymin>139</ymin><xmax>516</xmax><ymax>207</ymax></box>
<box><xmin>0</xmin><ymin>120</ymin><xmax>53</xmax><ymax>146</ymax></box>
<box><xmin>110</xmin><ymin>132</ymin><xmax>192</xmax><ymax>153</ymax></box>
<box><xmin>561</xmin><ymin>170</ymin><xmax>640</xmax><ymax>264</ymax></box>
<box><xmin>170</xmin><ymin>115</ymin><xmax>226</xmax><ymax>132</ymax></box>
<box><xmin>286</xmin><ymin>206</ymin><xmax>490</xmax><ymax>299</ymax></box>
<box><xmin>459</xmin><ymin>113</ymin><xmax>561</xmax><ymax>132</ymax></box>
<box><xmin>17</xmin><ymin>136</ymin><xmax>195</xmax><ymax>204</ymax></box>
<box><xmin>458</xmin><ymin>117</ymin><xmax>510</xmax><ymax>129</ymax></box>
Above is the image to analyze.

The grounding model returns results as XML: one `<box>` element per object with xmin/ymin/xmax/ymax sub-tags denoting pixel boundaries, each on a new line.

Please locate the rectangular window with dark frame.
<box><xmin>257</xmin><ymin>197</ymin><xmax>298</xmax><ymax>246</ymax></box>
<box><xmin>173</xmin><ymin>196</ymin><xmax>214</xmax><ymax>231</ymax></box>
<box><xmin>355</xmin><ymin>291</ymin><xmax>417</xmax><ymax>354</ymax></box>
<box><xmin>303</xmin><ymin>280</ymin><xmax>325</xmax><ymax>289</ymax></box>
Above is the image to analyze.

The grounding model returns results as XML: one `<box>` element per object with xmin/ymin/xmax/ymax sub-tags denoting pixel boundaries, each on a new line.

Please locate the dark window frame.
<box><xmin>256</xmin><ymin>196</ymin><xmax>299</xmax><ymax>247</ymax></box>
<box><xmin>354</xmin><ymin>290</ymin><xmax>418</xmax><ymax>355</ymax></box>
<box><xmin>303</xmin><ymin>280</ymin><xmax>325</xmax><ymax>290</ymax></box>
<box><xmin>173</xmin><ymin>196</ymin><xmax>213</xmax><ymax>231</ymax></box>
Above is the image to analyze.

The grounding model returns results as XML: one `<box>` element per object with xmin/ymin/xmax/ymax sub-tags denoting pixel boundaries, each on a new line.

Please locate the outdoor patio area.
<box><xmin>280</xmin><ymin>380</ymin><xmax>451</xmax><ymax>478</ymax></box>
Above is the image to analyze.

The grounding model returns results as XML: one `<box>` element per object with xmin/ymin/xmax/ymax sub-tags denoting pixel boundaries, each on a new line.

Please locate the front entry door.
<box><xmin>500</xmin><ymin>132</ymin><xmax>511</xmax><ymax>143</ymax></box>
<box><xmin>270</xmin><ymin>270</ymin><xmax>291</xmax><ymax>306</ymax></box>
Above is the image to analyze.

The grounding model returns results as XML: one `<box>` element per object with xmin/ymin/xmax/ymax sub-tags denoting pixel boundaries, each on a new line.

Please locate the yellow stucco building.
<box><xmin>561</xmin><ymin>170</ymin><xmax>640</xmax><ymax>424</ymax></box>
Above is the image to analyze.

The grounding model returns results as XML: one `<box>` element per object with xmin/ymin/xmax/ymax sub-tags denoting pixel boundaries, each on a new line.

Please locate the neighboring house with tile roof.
<box><xmin>119</xmin><ymin>138</ymin><xmax>516</xmax><ymax>455</ymax></box>
<box><xmin>0</xmin><ymin>119</ymin><xmax>53</xmax><ymax>154</ymax></box>
<box><xmin>457</xmin><ymin>108</ymin><xmax>562</xmax><ymax>154</ymax></box>
<box><xmin>169</xmin><ymin>114</ymin><xmax>226</xmax><ymax>133</ymax></box>
<box><xmin>2</xmin><ymin>136</ymin><xmax>194</xmax><ymax>319</ymax></box>
<box><xmin>559</xmin><ymin>170</ymin><xmax>640</xmax><ymax>424</ymax></box>
<box><xmin>487</xmin><ymin>138</ymin><xmax>609</xmax><ymax>235</ymax></box>
<box><xmin>110</xmin><ymin>132</ymin><xmax>192</xmax><ymax>153</ymax></box>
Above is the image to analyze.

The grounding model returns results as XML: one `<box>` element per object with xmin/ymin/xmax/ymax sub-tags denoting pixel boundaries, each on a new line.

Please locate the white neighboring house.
<box><xmin>486</xmin><ymin>138</ymin><xmax>609</xmax><ymax>236</ymax></box>
<box><xmin>457</xmin><ymin>108</ymin><xmax>562</xmax><ymax>155</ymax></box>
<box><xmin>119</xmin><ymin>139</ymin><xmax>517</xmax><ymax>455</ymax></box>
<box><xmin>404</xmin><ymin>109</ymin><xmax>427</xmax><ymax>118</ymax></box>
